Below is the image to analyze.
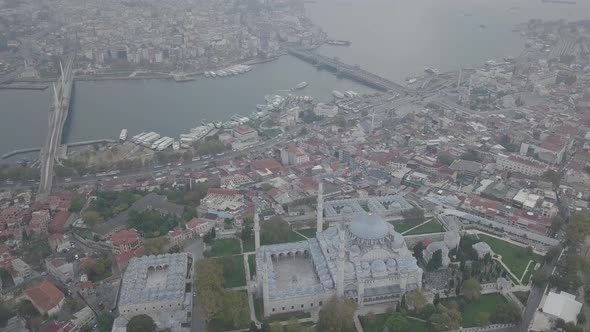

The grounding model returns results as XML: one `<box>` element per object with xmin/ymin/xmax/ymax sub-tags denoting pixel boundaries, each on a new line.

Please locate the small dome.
<box><xmin>361</xmin><ymin>261</ymin><xmax>370</xmax><ymax>270</ymax></box>
<box><xmin>371</xmin><ymin>260</ymin><xmax>387</xmax><ymax>272</ymax></box>
<box><xmin>349</xmin><ymin>213</ymin><xmax>390</xmax><ymax>240</ymax></box>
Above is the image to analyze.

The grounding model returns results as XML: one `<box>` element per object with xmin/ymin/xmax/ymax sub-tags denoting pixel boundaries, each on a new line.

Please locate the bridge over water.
<box><xmin>287</xmin><ymin>48</ymin><xmax>415</xmax><ymax>95</ymax></box>
<box><xmin>37</xmin><ymin>59</ymin><xmax>74</xmax><ymax>200</ymax></box>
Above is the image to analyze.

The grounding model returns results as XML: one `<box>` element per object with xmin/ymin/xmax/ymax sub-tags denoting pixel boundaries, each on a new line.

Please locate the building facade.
<box><xmin>255</xmin><ymin>184</ymin><xmax>422</xmax><ymax>317</ymax></box>
<box><xmin>496</xmin><ymin>154</ymin><xmax>548</xmax><ymax>177</ymax></box>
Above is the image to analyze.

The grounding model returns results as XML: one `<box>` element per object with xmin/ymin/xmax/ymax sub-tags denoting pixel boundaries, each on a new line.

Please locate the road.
<box><xmin>184</xmin><ymin>238</ymin><xmax>206</xmax><ymax>331</ymax></box>
<box><xmin>38</xmin><ymin>59</ymin><xmax>74</xmax><ymax>199</ymax></box>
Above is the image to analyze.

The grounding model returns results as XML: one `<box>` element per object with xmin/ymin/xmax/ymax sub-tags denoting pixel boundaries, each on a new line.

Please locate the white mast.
<box><xmin>316</xmin><ymin>181</ymin><xmax>324</xmax><ymax>234</ymax></box>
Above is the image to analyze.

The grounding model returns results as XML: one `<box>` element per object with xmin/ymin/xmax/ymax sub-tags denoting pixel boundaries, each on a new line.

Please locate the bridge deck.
<box><xmin>287</xmin><ymin>48</ymin><xmax>414</xmax><ymax>95</ymax></box>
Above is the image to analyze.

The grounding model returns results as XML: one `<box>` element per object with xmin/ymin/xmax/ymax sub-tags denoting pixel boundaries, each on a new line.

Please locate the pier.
<box><xmin>287</xmin><ymin>47</ymin><xmax>414</xmax><ymax>95</ymax></box>
<box><xmin>37</xmin><ymin>58</ymin><xmax>74</xmax><ymax>200</ymax></box>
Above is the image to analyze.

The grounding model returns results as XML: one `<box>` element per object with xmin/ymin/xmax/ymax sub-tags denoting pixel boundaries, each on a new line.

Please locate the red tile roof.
<box><xmin>115</xmin><ymin>247</ymin><xmax>145</xmax><ymax>267</ymax></box>
<box><xmin>49</xmin><ymin>211</ymin><xmax>70</xmax><ymax>233</ymax></box>
<box><xmin>186</xmin><ymin>218</ymin><xmax>207</xmax><ymax>230</ymax></box>
<box><xmin>25</xmin><ymin>281</ymin><xmax>64</xmax><ymax>314</ymax></box>
<box><xmin>111</xmin><ymin>228</ymin><xmax>141</xmax><ymax>246</ymax></box>
<box><xmin>233</xmin><ymin>126</ymin><xmax>256</xmax><ymax>135</ymax></box>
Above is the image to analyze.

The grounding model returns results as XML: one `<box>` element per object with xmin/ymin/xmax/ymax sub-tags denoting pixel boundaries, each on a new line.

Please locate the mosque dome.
<box><xmin>349</xmin><ymin>213</ymin><xmax>391</xmax><ymax>240</ymax></box>
<box><xmin>371</xmin><ymin>259</ymin><xmax>387</xmax><ymax>273</ymax></box>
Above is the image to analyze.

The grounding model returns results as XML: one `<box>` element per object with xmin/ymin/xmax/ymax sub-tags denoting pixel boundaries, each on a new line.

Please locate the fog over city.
<box><xmin>1</xmin><ymin>0</ymin><xmax>590</xmax><ymax>332</ymax></box>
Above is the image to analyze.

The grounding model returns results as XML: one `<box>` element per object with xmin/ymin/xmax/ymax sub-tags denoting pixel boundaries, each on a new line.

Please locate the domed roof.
<box><xmin>349</xmin><ymin>213</ymin><xmax>390</xmax><ymax>240</ymax></box>
<box><xmin>371</xmin><ymin>259</ymin><xmax>387</xmax><ymax>272</ymax></box>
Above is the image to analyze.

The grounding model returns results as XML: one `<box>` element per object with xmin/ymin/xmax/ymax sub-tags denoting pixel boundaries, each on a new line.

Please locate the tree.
<box><xmin>460</xmin><ymin>149</ymin><xmax>481</xmax><ymax>162</ymax></box>
<box><xmin>127</xmin><ymin>315</ymin><xmax>156</xmax><ymax>332</ymax></box>
<box><xmin>385</xmin><ymin>312</ymin><xmax>410</xmax><ymax>332</ymax></box>
<box><xmin>551</xmin><ymin>215</ymin><xmax>564</xmax><ymax>234</ymax></box>
<box><xmin>143</xmin><ymin>237</ymin><xmax>170</xmax><ymax>255</ymax></box>
<box><xmin>531</xmin><ymin>269</ymin><xmax>548</xmax><ymax>286</ymax></box>
<box><xmin>492</xmin><ymin>302</ymin><xmax>521</xmax><ymax>324</ymax></box>
<box><xmin>566</xmin><ymin>212</ymin><xmax>590</xmax><ymax>244</ymax></box>
<box><xmin>437</xmin><ymin>154</ymin><xmax>455</xmax><ymax>166</ymax></box>
<box><xmin>69</xmin><ymin>195</ymin><xmax>85</xmax><ymax>212</ymax></box>
<box><xmin>577</xmin><ymin>312</ymin><xmax>586</xmax><ymax>325</ymax></box>
<box><xmin>542</xmin><ymin>169</ymin><xmax>560</xmax><ymax>188</ymax></box>
<box><xmin>400</xmin><ymin>294</ymin><xmax>407</xmax><ymax>311</ymax></box>
<box><xmin>82</xmin><ymin>210</ymin><xmax>104</xmax><ymax>227</ymax></box>
<box><xmin>545</xmin><ymin>246</ymin><xmax>561</xmax><ymax>262</ymax></box>
<box><xmin>433</xmin><ymin>293</ymin><xmax>441</xmax><ymax>305</ymax></box>
<box><xmin>429</xmin><ymin>304</ymin><xmax>462</xmax><ymax>332</ymax></box>
<box><xmin>365</xmin><ymin>312</ymin><xmax>377</xmax><ymax>325</ymax></box>
<box><xmin>406</xmin><ymin>289</ymin><xmax>427</xmax><ymax>311</ymax></box>
<box><xmin>284</xmin><ymin>317</ymin><xmax>303</xmax><ymax>332</ymax></box>
<box><xmin>261</xmin><ymin>322</ymin><xmax>271</xmax><ymax>332</ymax></box>
<box><xmin>195</xmin><ymin>259</ymin><xmax>224</xmax><ymax>322</ymax></box>
<box><xmin>462</xmin><ymin>278</ymin><xmax>481</xmax><ymax>301</ymax></box>
<box><xmin>427</xmin><ymin>249</ymin><xmax>443</xmax><ymax>271</ymax></box>
<box><xmin>222</xmin><ymin>291</ymin><xmax>250</xmax><ymax>329</ymax></box>
<box><xmin>0</xmin><ymin>304</ymin><xmax>12</xmax><ymax>328</ymax></box>
<box><xmin>97</xmin><ymin>312</ymin><xmax>115</xmax><ymax>332</ymax></box>
<box><xmin>241</xmin><ymin>224</ymin><xmax>253</xmax><ymax>241</ymax></box>
<box><xmin>402</xmin><ymin>208</ymin><xmax>424</xmax><ymax>222</ymax></box>
<box><xmin>413</xmin><ymin>242</ymin><xmax>424</xmax><ymax>261</ymax></box>
<box><xmin>317</xmin><ymin>297</ymin><xmax>358</xmax><ymax>332</ymax></box>
<box><xmin>476</xmin><ymin>312</ymin><xmax>490</xmax><ymax>326</ymax></box>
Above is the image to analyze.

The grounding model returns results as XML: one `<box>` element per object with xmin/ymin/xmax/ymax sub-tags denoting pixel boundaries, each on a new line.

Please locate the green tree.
<box><xmin>542</xmin><ymin>169</ymin><xmax>561</xmax><ymax>188</ymax></box>
<box><xmin>69</xmin><ymin>195</ymin><xmax>85</xmax><ymax>212</ymax></box>
<box><xmin>97</xmin><ymin>312</ymin><xmax>114</xmax><ymax>332</ymax></box>
<box><xmin>406</xmin><ymin>289</ymin><xmax>427</xmax><ymax>311</ymax></box>
<box><xmin>385</xmin><ymin>312</ymin><xmax>410</xmax><ymax>332</ymax></box>
<box><xmin>195</xmin><ymin>259</ymin><xmax>224</xmax><ymax>322</ymax></box>
<box><xmin>222</xmin><ymin>291</ymin><xmax>250</xmax><ymax>329</ymax></box>
<box><xmin>127</xmin><ymin>314</ymin><xmax>156</xmax><ymax>332</ymax></box>
<box><xmin>317</xmin><ymin>297</ymin><xmax>358</xmax><ymax>332</ymax></box>
<box><xmin>429</xmin><ymin>304</ymin><xmax>462</xmax><ymax>332</ymax></box>
<box><xmin>0</xmin><ymin>304</ymin><xmax>12</xmax><ymax>328</ymax></box>
<box><xmin>476</xmin><ymin>312</ymin><xmax>490</xmax><ymax>326</ymax></box>
<box><xmin>462</xmin><ymin>278</ymin><xmax>481</xmax><ymax>301</ymax></box>
<box><xmin>545</xmin><ymin>246</ymin><xmax>561</xmax><ymax>262</ymax></box>
<box><xmin>402</xmin><ymin>208</ymin><xmax>424</xmax><ymax>222</ymax></box>
<box><xmin>284</xmin><ymin>317</ymin><xmax>303</xmax><ymax>332</ymax></box>
<box><xmin>413</xmin><ymin>242</ymin><xmax>424</xmax><ymax>261</ymax></box>
<box><xmin>551</xmin><ymin>215</ymin><xmax>564</xmax><ymax>234</ymax></box>
<box><xmin>437</xmin><ymin>154</ymin><xmax>455</xmax><ymax>166</ymax></box>
<box><xmin>427</xmin><ymin>249</ymin><xmax>443</xmax><ymax>271</ymax></box>
<box><xmin>531</xmin><ymin>269</ymin><xmax>548</xmax><ymax>286</ymax></box>
<box><xmin>82</xmin><ymin>210</ymin><xmax>104</xmax><ymax>227</ymax></box>
<box><xmin>460</xmin><ymin>149</ymin><xmax>481</xmax><ymax>162</ymax></box>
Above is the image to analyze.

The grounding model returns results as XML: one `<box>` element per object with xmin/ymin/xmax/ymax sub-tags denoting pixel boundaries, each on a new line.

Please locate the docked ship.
<box><xmin>173</xmin><ymin>74</ymin><xmax>195</xmax><ymax>83</ymax></box>
<box><xmin>332</xmin><ymin>90</ymin><xmax>345</xmax><ymax>99</ymax></box>
<box><xmin>327</xmin><ymin>40</ymin><xmax>352</xmax><ymax>46</ymax></box>
<box><xmin>119</xmin><ymin>129</ymin><xmax>128</xmax><ymax>141</ymax></box>
<box><xmin>424</xmin><ymin>67</ymin><xmax>440</xmax><ymax>75</ymax></box>
<box><xmin>293</xmin><ymin>82</ymin><xmax>308</xmax><ymax>90</ymax></box>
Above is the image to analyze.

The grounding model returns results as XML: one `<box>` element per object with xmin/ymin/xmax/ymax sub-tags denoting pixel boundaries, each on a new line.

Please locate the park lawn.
<box><xmin>248</xmin><ymin>254</ymin><xmax>256</xmax><ymax>280</ymax></box>
<box><xmin>445</xmin><ymin>294</ymin><xmax>508</xmax><ymax>328</ymax></box>
<box><xmin>404</xmin><ymin>219</ymin><xmax>445</xmax><ymax>235</ymax></box>
<box><xmin>217</xmin><ymin>255</ymin><xmax>246</xmax><ymax>288</ymax></box>
<box><xmin>360</xmin><ymin>314</ymin><xmax>430</xmax><ymax>332</ymax></box>
<box><xmin>389</xmin><ymin>218</ymin><xmax>423</xmax><ymax>233</ymax></box>
<box><xmin>207</xmin><ymin>290</ymin><xmax>250</xmax><ymax>332</ymax></box>
<box><xmin>297</xmin><ymin>228</ymin><xmax>317</xmax><ymax>238</ymax></box>
<box><xmin>205</xmin><ymin>238</ymin><xmax>242</xmax><ymax>257</ymax></box>
<box><xmin>477</xmin><ymin>234</ymin><xmax>543</xmax><ymax>278</ymax></box>
<box><xmin>261</xmin><ymin>231</ymin><xmax>306</xmax><ymax>245</ymax></box>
